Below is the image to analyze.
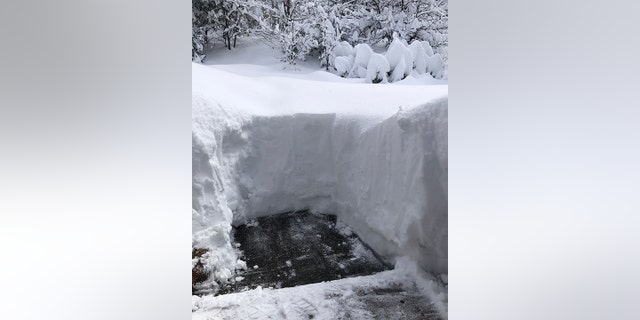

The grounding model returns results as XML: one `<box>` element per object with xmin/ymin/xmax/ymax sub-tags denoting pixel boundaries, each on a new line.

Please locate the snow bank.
<box><xmin>192</xmin><ymin>96</ymin><xmax>249</xmax><ymax>289</ymax></box>
<box><xmin>333</xmin><ymin>100</ymin><xmax>448</xmax><ymax>274</ymax></box>
<box><xmin>192</xmin><ymin>63</ymin><xmax>448</xmax><ymax>290</ymax></box>
<box><xmin>232</xmin><ymin>113</ymin><xmax>339</xmax><ymax>221</ymax></box>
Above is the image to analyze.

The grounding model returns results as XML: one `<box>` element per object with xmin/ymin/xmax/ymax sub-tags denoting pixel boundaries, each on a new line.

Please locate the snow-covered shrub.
<box><xmin>422</xmin><ymin>40</ymin><xmax>435</xmax><ymax>57</ymax></box>
<box><xmin>328</xmin><ymin>41</ymin><xmax>354</xmax><ymax>70</ymax></box>
<box><xmin>409</xmin><ymin>40</ymin><xmax>428</xmax><ymax>74</ymax></box>
<box><xmin>385</xmin><ymin>38</ymin><xmax>404</xmax><ymax>72</ymax></box>
<box><xmin>389</xmin><ymin>55</ymin><xmax>406</xmax><ymax>82</ymax></box>
<box><xmin>349</xmin><ymin>65</ymin><xmax>367</xmax><ymax>79</ymax></box>
<box><xmin>402</xmin><ymin>47</ymin><xmax>414</xmax><ymax>78</ymax></box>
<box><xmin>334</xmin><ymin>56</ymin><xmax>352</xmax><ymax>77</ymax></box>
<box><xmin>385</xmin><ymin>38</ymin><xmax>412</xmax><ymax>81</ymax></box>
<box><xmin>427</xmin><ymin>53</ymin><xmax>444</xmax><ymax>79</ymax></box>
<box><xmin>332</xmin><ymin>41</ymin><xmax>354</xmax><ymax>57</ymax></box>
<box><xmin>353</xmin><ymin>44</ymin><xmax>372</xmax><ymax>68</ymax></box>
<box><xmin>349</xmin><ymin>43</ymin><xmax>373</xmax><ymax>78</ymax></box>
<box><xmin>366</xmin><ymin>53</ymin><xmax>390</xmax><ymax>84</ymax></box>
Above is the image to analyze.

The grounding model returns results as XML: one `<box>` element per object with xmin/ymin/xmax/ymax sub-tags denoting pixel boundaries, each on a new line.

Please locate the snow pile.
<box><xmin>192</xmin><ymin>61</ymin><xmax>447</xmax><ymax>292</ymax></box>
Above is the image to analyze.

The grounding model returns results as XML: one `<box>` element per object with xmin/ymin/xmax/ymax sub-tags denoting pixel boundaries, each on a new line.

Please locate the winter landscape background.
<box><xmin>192</xmin><ymin>0</ymin><xmax>448</xmax><ymax>318</ymax></box>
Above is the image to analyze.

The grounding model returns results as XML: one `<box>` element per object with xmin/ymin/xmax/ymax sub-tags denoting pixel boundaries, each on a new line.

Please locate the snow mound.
<box><xmin>192</xmin><ymin>96</ymin><xmax>250</xmax><ymax>289</ymax></box>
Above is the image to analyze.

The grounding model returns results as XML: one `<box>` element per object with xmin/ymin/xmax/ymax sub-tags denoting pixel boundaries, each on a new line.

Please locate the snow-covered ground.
<box><xmin>193</xmin><ymin>258</ymin><xmax>446</xmax><ymax>319</ymax></box>
<box><xmin>193</xmin><ymin>41</ymin><xmax>448</xmax><ymax>318</ymax></box>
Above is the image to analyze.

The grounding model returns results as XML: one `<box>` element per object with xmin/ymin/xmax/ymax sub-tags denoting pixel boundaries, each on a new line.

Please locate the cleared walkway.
<box><xmin>219</xmin><ymin>211</ymin><xmax>390</xmax><ymax>294</ymax></box>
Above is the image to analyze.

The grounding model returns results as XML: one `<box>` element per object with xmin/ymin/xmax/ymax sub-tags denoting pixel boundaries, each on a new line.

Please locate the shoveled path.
<box><xmin>194</xmin><ymin>211</ymin><xmax>443</xmax><ymax>319</ymax></box>
<box><xmin>218</xmin><ymin>211</ymin><xmax>390</xmax><ymax>294</ymax></box>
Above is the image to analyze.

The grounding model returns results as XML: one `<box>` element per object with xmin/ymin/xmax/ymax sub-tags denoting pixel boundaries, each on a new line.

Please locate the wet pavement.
<box><xmin>217</xmin><ymin>210</ymin><xmax>391</xmax><ymax>295</ymax></box>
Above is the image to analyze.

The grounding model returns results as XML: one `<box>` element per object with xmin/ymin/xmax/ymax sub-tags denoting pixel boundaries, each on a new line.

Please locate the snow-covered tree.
<box><xmin>192</xmin><ymin>0</ymin><xmax>273</xmax><ymax>60</ymax></box>
<box><xmin>263</xmin><ymin>1</ymin><xmax>340</xmax><ymax>65</ymax></box>
<box><xmin>209</xmin><ymin>0</ymin><xmax>269</xmax><ymax>50</ymax></box>
<box><xmin>192</xmin><ymin>0</ymin><xmax>448</xmax><ymax>70</ymax></box>
<box><xmin>193</xmin><ymin>0</ymin><xmax>216</xmax><ymax>61</ymax></box>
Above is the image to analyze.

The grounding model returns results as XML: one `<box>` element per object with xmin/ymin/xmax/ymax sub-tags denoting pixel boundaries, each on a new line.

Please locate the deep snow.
<box><xmin>192</xmin><ymin>41</ymin><xmax>448</xmax><ymax>317</ymax></box>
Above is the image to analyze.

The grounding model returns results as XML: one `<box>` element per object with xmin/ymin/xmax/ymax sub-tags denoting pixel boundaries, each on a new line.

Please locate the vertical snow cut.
<box><xmin>192</xmin><ymin>92</ymin><xmax>447</xmax><ymax>295</ymax></box>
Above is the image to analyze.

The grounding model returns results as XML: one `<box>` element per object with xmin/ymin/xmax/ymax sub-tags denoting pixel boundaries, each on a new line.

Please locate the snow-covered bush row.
<box><xmin>330</xmin><ymin>39</ymin><xmax>445</xmax><ymax>82</ymax></box>
<box><xmin>192</xmin><ymin>0</ymin><xmax>448</xmax><ymax>66</ymax></box>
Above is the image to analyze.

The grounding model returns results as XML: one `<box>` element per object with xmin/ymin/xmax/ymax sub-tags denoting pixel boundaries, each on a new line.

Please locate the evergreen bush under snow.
<box><xmin>331</xmin><ymin>40</ymin><xmax>444</xmax><ymax>83</ymax></box>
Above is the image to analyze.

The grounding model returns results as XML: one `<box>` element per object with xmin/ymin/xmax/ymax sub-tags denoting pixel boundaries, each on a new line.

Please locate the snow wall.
<box><xmin>192</xmin><ymin>96</ymin><xmax>448</xmax><ymax>286</ymax></box>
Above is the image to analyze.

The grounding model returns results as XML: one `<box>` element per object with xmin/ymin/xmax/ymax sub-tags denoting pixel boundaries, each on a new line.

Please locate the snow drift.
<box><xmin>192</xmin><ymin>63</ymin><xmax>448</xmax><ymax>290</ymax></box>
